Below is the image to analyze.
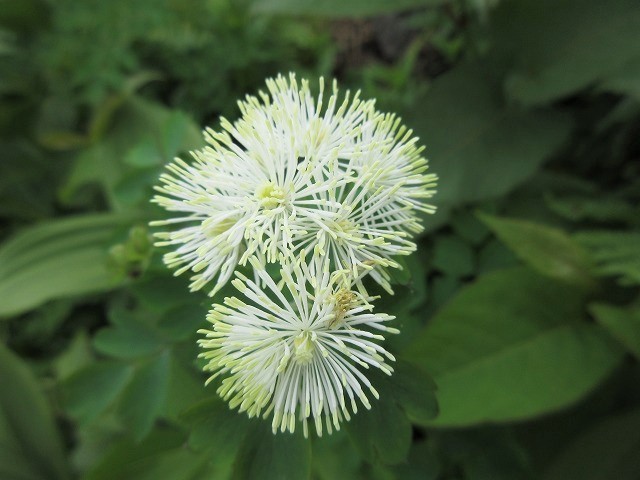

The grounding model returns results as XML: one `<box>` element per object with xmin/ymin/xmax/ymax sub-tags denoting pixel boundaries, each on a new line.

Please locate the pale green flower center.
<box><xmin>256</xmin><ymin>183</ymin><xmax>286</xmax><ymax>209</ymax></box>
<box><xmin>293</xmin><ymin>331</ymin><xmax>315</xmax><ymax>364</ymax></box>
<box><xmin>204</xmin><ymin>217</ymin><xmax>236</xmax><ymax>238</ymax></box>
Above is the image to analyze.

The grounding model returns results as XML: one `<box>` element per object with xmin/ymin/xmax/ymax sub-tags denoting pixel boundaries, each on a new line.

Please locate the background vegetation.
<box><xmin>1</xmin><ymin>0</ymin><xmax>640</xmax><ymax>478</ymax></box>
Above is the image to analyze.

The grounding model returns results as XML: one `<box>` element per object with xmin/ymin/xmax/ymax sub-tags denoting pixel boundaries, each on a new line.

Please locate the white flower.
<box><xmin>152</xmin><ymin>73</ymin><xmax>437</xmax><ymax>295</ymax></box>
<box><xmin>344</xmin><ymin>111</ymin><xmax>438</xmax><ymax>234</ymax></box>
<box><xmin>197</xmin><ymin>254</ymin><xmax>398</xmax><ymax>437</ymax></box>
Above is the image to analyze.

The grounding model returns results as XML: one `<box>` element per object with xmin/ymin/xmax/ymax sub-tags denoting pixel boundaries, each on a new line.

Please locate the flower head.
<box><xmin>197</xmin><ymin>254</ymin><xmax>398</xmax><ymax>437</ymax></box>
<box><xmin>152</xmin><ymin>73</ymin><xmax>437</xmax><ymax>295</ymax></box>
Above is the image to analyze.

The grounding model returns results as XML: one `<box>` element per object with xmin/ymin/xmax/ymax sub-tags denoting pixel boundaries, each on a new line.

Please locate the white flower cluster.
<box><xmin>152</xmin><ymin>73</ymin><xmax>436</xmax><ymax>295</ymax></box>
<box><xmin>152</xmin><ymin>73</ymin><xmax>437</xmax><ymax>436</ymax></box>
<box><xmin>198</xmin><ymin>255</ymin><xmax>398</xmax><ymax>437</ymax></box>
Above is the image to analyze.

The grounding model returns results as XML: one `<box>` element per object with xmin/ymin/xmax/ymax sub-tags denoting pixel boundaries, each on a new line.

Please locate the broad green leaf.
<box><xmin>130</xmin><ymin>273</ymin><xmax>204</xmax><ymax>314</ymax></box>
<box><xmin>391</xmin><ymin>441</ymin><xmax>441</xmax><ymax>480</ymax></box>
<box><xmin>437</xmin><ymin>429</ymin><xmax>535</xmax><ymax>480</ymax></box>
<box><xmin>231</xmin><ymin>422</ymin><xmax>311</xmax><ymax>480</ymax></box>
<box><xmin>544</xmin><ymin>408</ymin><xmax>640</xmax><ymax>480</ymax></box>
<box><xmin>404</xmin><ymin>60</ymin><xmax>571</xmax><ymax>208</ymax></box>
<box><xmin>312</xmin><ymin>432</ymin><xmax>362</xmax><ymax>480</ymax></box>
<box><xmin>181</xmin><ymin>397</ymin><xmax>250</xmax><ymax>479</ymax></box>
<box><xmin>344</xmin><ymin>361</ymin><xmax>437</xmax><ymax>465</ymax></box>
<box><xmin>157</xmin><ymin>303</ymin><xmax>208</xmax><ymax>341</ymax></box>
<box><xmin>602</xmin><ymin>56</ymin><xmax>640</xmax><ymax>100</ymax></box>
<box><xmin>84</xmin><ymin>426</ymin><xmax>211</xmax><ymax>480</ymax></box>
<box><xmin>181</xmin><ymin>397</ymin><xmax>250</xmax><ymax>452</ymax></box>
<box><xmin>406</xmin><ymin>268</ymin><xmax>623</xmax><ymax>426</ymax></box>
<box><xmin>62</xmin><ymin>361</ymin><xmax>133</xmax><ymax>424</ymax></box>
<box><xmin>574</xmin><ymin>231</ymin><xmax>640</xmax><ymax>285</ymax></box>
<box><xmin>380</xmin><ymin>249</ymin><xmax>430</xmax><ymax>351</ymax></box>
<box><xmin>94</xmin><ymin>448</ymin><xmax>210</xmax><ymax>480</ymax></box>
<box><xmin>545</xmin><ymin>193</ymin><xmax>639</xmax><ymax>225</ymax></box>
<box><xmin>590</xmin><ymin>303</ymin><xmax>640</xmax><ymax>359</ymax></box>
<box><xmin>477</xmin><ymin>239</ymin><xmax>519</xmax><ymax>274</ymax></box>
<box><xmin>160</xmin><ymin>356</ymin><xmax>209</xmax><ymax>421</ymax></box>
<box><xmin>117</xmin><ymin>352</ymin><xmax>170</xmax><ymax>441</ymax></box>
<box><xmin>87</xmin><ymin>72</ymin><xmax>162</xmax><ymax>143</ymax></box>
<box><xmin>428</xmin><ymin>274</ymin><xmax>461</xmax><ymax>311</ymax></box>
<box><xmin>123</xmin><ymin>138</ymin><xmax>161</xmax><ymax>168</ymax></box>
<box><xmin>0</xmin><ymin>343</ymin><xmax>70</xmax><ymax>480</ymax></box>
<box><xmin>54</xmin><ymin>331</ymin><xmax>94</xmax><ymax>381</ymax></box>
<box><xmin>61</xmin><ymin>97</ymin><xmax>202</xmax><ymax>210</ymax></box>
<box><xmin>0</xmin><ymin>213</ymin><xmax>133</xmax><ymax>318</ymax></box>
<box><xmin>345</xmin><ymin>370</ymin><xmax>413</xmax><ymax>465</ymax></box>
<box><xmin>478</xmin><ymin>213</ymin><xmax>594</xmax><ymax>286</ymax></box>
<box><xmin>252</xmin><ymin>0</ymin><xmax>444</xmax><ymax>17</ymax></box>
<box><xmin>450</xmin><ymin>209</ymin><xmax>490</xmax><ymax>246</ymax></box>
<box><xmin>113</xmin><ymin>169</ymin><xmax>164</xmax><ymax>208</ymax></box>
<box><xmin>93</xmin><ymin>317</ymin><xmax>166</xmax><ymax>359</ymax></box>
<box><xmin>387</xmin><ymin>361</ymin><xmax>438</xmax><ymax>425</ymax></box>
<box><xmin>387</xmin><ymin>255</ymin><xmax>413</xmax><ymax>286</ymax></box>
<box><xmin>432</xmin><ymin>234</ymin><xmax>475</xmax><ymax>278</ymax></box>
<box><xmin>492</xmin><ymin>0</ymin><xmax>640</xmax><ymax>105</ymax></box>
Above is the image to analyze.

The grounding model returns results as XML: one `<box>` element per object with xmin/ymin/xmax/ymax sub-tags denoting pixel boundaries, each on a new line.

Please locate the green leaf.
<box><xmin>157</xmin><ymin>303</ymin><xmax>208</xmax><ymax>341</ymax></box>
<box><xmin>93</xmin><ymin>316</ymin><xmax>166</xmax><ymax>359</ymax></box>
<box><xmin>543</xmin><ymin>408</ymin><xmax>640</xmax><ymax>480</ymax></box>
<box><xmin>232</xmin><ymin>422</ymin><xmax>311</xmax><ymax>480</ymax></box>
<box><xmin>437</xmin><ymin>429</ymin><xmax>535</xmax><ymax>480</ymax></box>
<box><xmin>387</xmin><ymin>255</ymin><xmax>413</xmax><ymax>286</ymax></box>
<box><xmin>404</xmin><ymin>60</ymin><xmax>571</xmax><ymax>208</ymax></box>
<box><xmin>62</xmin><ymin>361</ymin><xmax>133</xmax><ymax>424</ymax></box>
<box><xmin>477</xmin><ymin>239</ymin><xmax>519</xmax><ymax>274</ymax></box>
<box><xmin>84</xmin><ymin>426</ymin><xmax>211</xmax><ymax>480</ymax></box>
<box><xmin>54</xmin><ymin>331</ymin><xmax>94</xmax><ymax>381</ymax></box>
<box><xmin>87</xmin><ymin>72</ymin><xmax>162</xmax><ymax>143</ymax></box>
<box><xmin>0</xmin><ymin>343</ymin><xmax>70</xmax><ymax>480</ymax></box>
<box><xmin>428</xmin><ymin>274</ymin><xmax>461</xmax><ymax>310</ymax></box>
<box><xmin>123</xmin><ymin>138</ymin><xmax>161</xmax><ymax>168</ymax></box>
<box><xmin>161</xmin><ymin>110</ymin><xmax>203</xmax><ymax>160</ymax></box>
<box><xmin>590</xmin><ymin>303</ymin><xmax>640</xmax><ymax>359</ymax></box>
<box><xmin>343</xmin><ymin>361</ymin><xmax>437</xmax><ymax>466</ymax></box>
<box><xmin>0</xmin><ymin>213</ymin><xmax>133</xmax><ymax>318</ymax></box>
<box><xmin>545</xmin><ymin>193</ymin><xmax>639</xmax><ymax>225</ymax></box>
<box><xmin>602</xmin><ymin>56</ymin><xmax>640</xmax><ymax>100</ymax></box>
<box><xmin>159</xmin><ymin>355</ymin><xmax>209</xmax><ymax>421</ymax></box>
<box><xmin>391</xmin><ymin>441</ymin><xmax>441</xmax><ymax>480</ymax></box>
<box><xmin>117</xmin><ymin>352</ymin><xmax>170</xmax><ymax>441</ymax></box>
<box><xmin>181</xmin><ymin>397</ymin><xmax>250</xmax><ymax>452</ymax></box>
<box><xmin>130</xmin><ymin>273</ymin><xmax>204</xmax><ymax>314</ymax></box>
<box><xmin>431</xmin><ymin>234</ymin><xmax>475</xmax><ymax>278</ymax></box>
<box><xmin>345</xmin><ymin>370</ymin><xmax>413</xmax><ymax>465</ymax></box>
<box><xmin>252</xmin><ymin>0</ymin><xmax>444</xmax><ymax>17</ymax></box>
<box><xmin>574</xmin><ymin>231</ymin><xmax>640</xmax><ymax>285</ymax></box>
<box><xmin>406</xmin><ymin>268</ymin><xmax>623</xmax><ymax>427</ymax></box>
<box><xmin>312</xmin><ymin>432</ymin><xmax>362</xmax><ymax>480</ymax></box>
<box><xmin>450</xmin><ymin>209</ymin><xmax>490</xmax><ymax>246</ymax></box>
<box><xmin>180</xmin><ymin>397</ymin><xmax>250</xmax><ymax>479</ymax></box>
<box><xmin>387</xmin><ymin>361</ymin><xmax>438</xmax><ymax>425</ymax></box>
<box><xmin>478</xmin><ymin>212</ymin><xmax>594</xmax><ymax>286</ymax></box>
<box><xmin>492</xmin><ymin>0</ymin><xmax>640</xmax><ymax>105</ymax></box>
<box><xmin>61</xmin><ymin>97</ymin><xmax>202</xmax><ymax>210</ymax></box>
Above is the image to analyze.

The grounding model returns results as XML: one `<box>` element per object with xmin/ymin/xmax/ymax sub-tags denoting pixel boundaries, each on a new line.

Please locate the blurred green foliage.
<box><xmin>1</xmin><ymin>0</ymin><xmax>640</xmax><ymax>478</ymax></box>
